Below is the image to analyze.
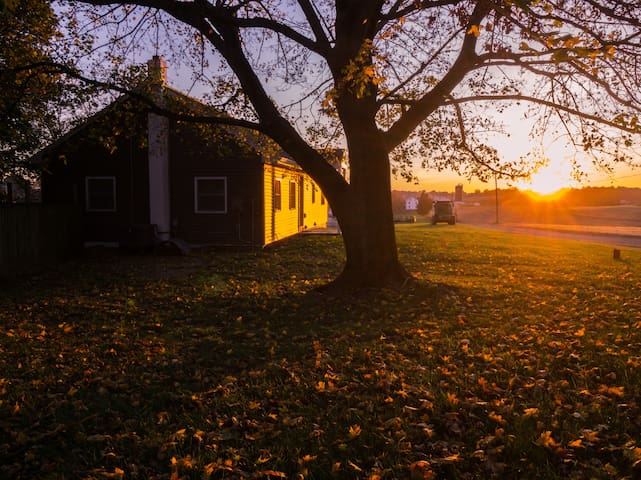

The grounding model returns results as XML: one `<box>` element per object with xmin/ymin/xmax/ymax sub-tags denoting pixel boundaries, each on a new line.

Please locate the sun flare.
<box><xmin>516</xmin><ymin>159</ymin><xmax>575</xmax><ymax>197</ymax></box>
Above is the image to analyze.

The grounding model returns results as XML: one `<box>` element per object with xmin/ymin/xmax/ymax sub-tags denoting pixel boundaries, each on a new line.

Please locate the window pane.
<box><xmin>198</xmin><ymin>195</ymin><xmax>225</xmax><ymax>212</ymax></box>
<box><xmin>196</xmin><ymin>178</ymin><xmax>226</xmax><ymax>212</ymax></box>
<box><xmin>87</xmin><ymin>178</ymin><xmax>115</xmax><ymax>211</ymax></box>
<box><xmin>198</xmin><ymin>178</ymin><xmax>225</xmax><ymax>195</ymax></box>
<box><xmin>274</xmin><ymin>180</ymin><xmax>281</xmax><ymax>210</ymax></box>
<box><xmin>289</xmin><ymin>181</ymin><xmax>296</xmax><ymax>209</ymax></box>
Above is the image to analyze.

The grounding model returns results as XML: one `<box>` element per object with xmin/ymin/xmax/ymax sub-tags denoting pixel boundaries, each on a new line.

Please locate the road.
<box><xmin>470</xmin><ymin>223</ymin><xmax>641</xmax><ymax>249</ymax></box>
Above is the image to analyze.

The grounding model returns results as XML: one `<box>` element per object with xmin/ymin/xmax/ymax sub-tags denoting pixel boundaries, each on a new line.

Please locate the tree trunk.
<box><xmin>327</xmin><ymin>134</ymin><xmax>411</xmax><ymax>290</ymax></box>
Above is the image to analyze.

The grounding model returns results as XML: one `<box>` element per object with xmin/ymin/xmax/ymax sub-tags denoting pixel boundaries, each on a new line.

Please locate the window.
<box><xmin>312</xmin><ymin>184</ymin><xmax>316</xmax><ymax>204</ymax></box>
<box><xmin>289</xmin><ymin>181</ymin><xmax>296</xmax><ymax>209</ymax></box>
<box><xmin>195</xmin><ymin>177</ymin><xmax>227</xmax><ymax>213</ymax></box>
<box><xmin>321</xmin><ymin>194</ymin><xmax>325</xmax><ymax>205</ymax></box>
<box><xmin>274</xmin><ymin>179</ymin><xmax>282</xmax><ymax>210</ymax></box>
<box><xmin>86</xmin><ymin>176</ymin><xmax>116</xmax><ymax>212</ymax></box>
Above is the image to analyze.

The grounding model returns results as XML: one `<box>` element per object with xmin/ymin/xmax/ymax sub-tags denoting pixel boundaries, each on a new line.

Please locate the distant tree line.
<box><xmin>472</xmin><ymin>187</ymin><xmax>641</xmax><ymax>207</ymax></box>
<box><xmin>391</xmin><ymin>186</ymin><xmax>641</xmax><ymax>213</ymax></box>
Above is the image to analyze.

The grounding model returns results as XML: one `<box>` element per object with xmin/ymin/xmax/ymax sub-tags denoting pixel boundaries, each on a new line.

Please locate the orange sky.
<box><xmin>394</xmin><ymin>160</ymin><xmax>641</xmax><ymax>194</ymax></box>
<box><xmin>390</xmin><ymin>101</ymin><xmax>641</xmax><ymax>194</ymax></box>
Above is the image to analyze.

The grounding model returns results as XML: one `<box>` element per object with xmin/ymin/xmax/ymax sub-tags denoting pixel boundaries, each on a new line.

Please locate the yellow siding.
<box><xmin>263</xmin><ymin>163</ymin><xmax>328</xmax><ymax>245</ymax></box>
<box><xmin>301</xmin><ymin>177</ymin><xmax>328</xmax><ymax>230</ymax></box>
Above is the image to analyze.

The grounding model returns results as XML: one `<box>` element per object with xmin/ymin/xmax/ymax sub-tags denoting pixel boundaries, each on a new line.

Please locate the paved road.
<box><xmin>470</xmin><ymin>223</ymin><xmax>641</xmax><ymax>249</ymax></box>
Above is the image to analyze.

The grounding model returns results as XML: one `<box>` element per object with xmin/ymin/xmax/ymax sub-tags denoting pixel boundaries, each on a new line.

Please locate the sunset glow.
<box><xmin>516</xmin><ymin>159</ymin><xmax>575</xmax><ymax>197</ymax></box>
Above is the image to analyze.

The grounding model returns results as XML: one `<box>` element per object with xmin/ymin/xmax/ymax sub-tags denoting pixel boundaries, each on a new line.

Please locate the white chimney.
<box><xmin>147</xmin><ymin>55</ymin><xmax>168</xmax><ymax>85</ymax></box>
<box><xmin>146</xmin><ymin>55</ymin><xmax>171</xmax><ymax>241</ymax></box>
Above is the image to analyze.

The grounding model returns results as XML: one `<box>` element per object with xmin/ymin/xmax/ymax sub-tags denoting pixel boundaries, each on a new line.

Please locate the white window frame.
<box><xmin>85</xmin><ymin>176</ymin><xmax>116</xmax><ymax>212</ymax></box>
<box><xmin>194</xmin><ymin>176</ymin><xmax>227</xmax><ymax>214</ymax></box>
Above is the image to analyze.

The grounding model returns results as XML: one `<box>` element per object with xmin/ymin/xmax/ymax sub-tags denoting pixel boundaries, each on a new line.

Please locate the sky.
<box><xmin>394</xmin><ymin>164</ymin><xmax>641</xmax><ymax>195</ymax></box>
<box><xmin>137</xmin><ymin>59</ymin><xmax>641</xmax><ymax>196</ymax></box>
<box><xmin>394</xmin><ymin>147</ymin><xmax>641</xmax><ymax>194</ymax></box>
<box><xmin>390</xmin><ymin>104</ymin><xmax>641</xmax><ymax>194</ymax></box>
<box><xmin>62</xmin><ymin>5</ymin><xmax>641</xmax><ymax>197</ymax></box>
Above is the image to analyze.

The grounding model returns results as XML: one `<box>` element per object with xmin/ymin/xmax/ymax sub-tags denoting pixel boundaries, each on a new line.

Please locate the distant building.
<box><xmin>0</xmin><ymin>175</ymin><xmax>33</xmax><ymax>203</ymax></box>
<box><xmin>324</xmin><ymin>148</ymin><xmax>348</xmax><ymax>229</ymax></box>
<box><xmin>405</xmin><ymin>196</ymin><xmax>419</xmax><ymax>211</ymax></box>
<box><xmin>455</xmin><ymin>184</ymin><xmax>464</xmax><ymax>202</ymax></box>
<box><xmin>323</xmin><ymin>148</ymin><xmax>349</xmax><ymax>183</ymax></box>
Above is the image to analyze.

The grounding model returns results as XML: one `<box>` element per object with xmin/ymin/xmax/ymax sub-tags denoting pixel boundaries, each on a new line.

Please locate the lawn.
<box><xmin>1</xmin><ymin>224</ymin><xmax>641</xmax><ymax>479</ymax></box>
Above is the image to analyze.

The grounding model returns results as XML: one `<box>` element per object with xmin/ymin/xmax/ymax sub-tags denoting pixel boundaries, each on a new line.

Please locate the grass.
<box><xmin>1</xmin><ymin>224</ymin><xmax>641</xmax><ymax>479</ymax></box>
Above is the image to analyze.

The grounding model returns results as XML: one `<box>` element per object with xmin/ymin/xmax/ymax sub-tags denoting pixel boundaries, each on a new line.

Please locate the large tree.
<box><xmin>0</xmin><ymin>0</ymin><xmax>74</xmax><ymax>178</ymax></box>
<box><xmin>58</xmin><ymin>0</ymin><xmax>641</xmax><ymax>288</ymax></box>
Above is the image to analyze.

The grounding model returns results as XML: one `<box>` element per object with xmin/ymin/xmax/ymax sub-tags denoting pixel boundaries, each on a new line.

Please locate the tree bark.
<box><xmin>326</xmin><ymin>131</ymin><xmax>411</xmax><ymax>290</ymax></box>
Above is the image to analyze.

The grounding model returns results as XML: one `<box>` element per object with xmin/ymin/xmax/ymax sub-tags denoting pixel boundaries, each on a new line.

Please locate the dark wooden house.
<box><xmin>38</xmin><ymin>57</ymin><xmax>328</xmax><ymax>248</ymax></box>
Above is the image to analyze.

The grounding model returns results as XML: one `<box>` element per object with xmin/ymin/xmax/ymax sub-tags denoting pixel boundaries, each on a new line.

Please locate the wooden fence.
<box><xmin>0</xmin><ymin>204</ymin><xmax>82</xmax><ymax>279</ymax></box>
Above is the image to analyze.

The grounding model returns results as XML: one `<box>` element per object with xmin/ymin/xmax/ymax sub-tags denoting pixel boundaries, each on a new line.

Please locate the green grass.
<box><xmin>2</xmin><ymin>224</ymin><xmax>641</xmax><ymax>479</ymax></box>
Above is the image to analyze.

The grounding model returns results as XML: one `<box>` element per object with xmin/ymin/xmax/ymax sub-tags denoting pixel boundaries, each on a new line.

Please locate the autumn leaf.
<box><xmin>598</xmin><ymin>384</ymin><xmax>624</xmax><ymax>397</ymax></box>
<box><xmin>349</xmin><ymin>424</ymin><xmax>362</xmax><ymax>438</ymax></box>
<box><xmin>535</xmin><ymin>431</ymin><xmax>560</xmax><ymax>450</ymax></box>
<box><xmin>562</xmin><ymin>36</ymin><xmax>580</xmax><ymax>48</ymax></box>
<box><xmin>467</xmin><ymin>25</ymin><xmax>480</xmax><ymax>37</ymax></box>
<box><xmin>409</xmin><ymin>460</ymin><xmax>435</xmax><ymax>480</ymax></box>
<box><xmin>89</xmin><ymin>467</ymin><xmax>125</xmax><ymax>479</ymax></box>
<box><xmin>629</xmin><ymin>447</ymin><xmax>641</xmax><ymax>468</ymax></box>
<box><xmin>580</xmin><ymin>429</ymin><xmax>600</xmax><ymax>443</ymax></box>
<box><xmin>254</xmin><ymin>470</ymin><xmax>287</xmax><ymax>478</ymax></box>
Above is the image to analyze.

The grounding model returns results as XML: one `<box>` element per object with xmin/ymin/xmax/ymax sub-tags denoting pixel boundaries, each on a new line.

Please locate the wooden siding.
<box><xmin>263</xmin><ymin>163</ymin><xmax>328</xmax><ymax>245</ymax></box>
<box><xmin>40</xmin><ymin>113</ymin><xmax>150</xmax><ymax>243</ymax></box>
<box><xmin>301</xmin><ymin>177</ymin><xmax>329</xmax><ymax>230</ymax></box>
<box><xmin>169</xmin><ymin>123</ymin><xmax>264</xmax><ymax>246</ymax></box>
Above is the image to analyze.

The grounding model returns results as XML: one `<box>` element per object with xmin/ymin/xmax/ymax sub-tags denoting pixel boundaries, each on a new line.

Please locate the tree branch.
<box><xmin>296</xmin><ymin>0</ymin><xmax>332</xmax><ymax>52</ymax></box>
<box><xmin>443</xmin><ymin>94</ymin><xmax>641</xmax><ymax>134</ymax></box>
<box><xmin>379</xmin><ymin>0</ymin><xmax>462</xmax><ymax>25</ymax></box>
<box><xmin>12</xmin><ymin>60</ymin><xmax>265</xmax><ymax>131</ymax></box>
<box><xmin>443</xmin><ymin>93</ymin><xmax>526</xmax><ymax>177</ymax></box>
<box><xmin>383</xmin><ymin>0</ymin><xmax>492</xmax><ymax>151</ymax></box>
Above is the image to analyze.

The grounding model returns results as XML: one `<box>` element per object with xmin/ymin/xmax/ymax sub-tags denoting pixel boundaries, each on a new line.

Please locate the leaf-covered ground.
<box><xmin>1</xmin><ymin>224</ymin><xmax>641</xmax><ymax>479</ymax></box>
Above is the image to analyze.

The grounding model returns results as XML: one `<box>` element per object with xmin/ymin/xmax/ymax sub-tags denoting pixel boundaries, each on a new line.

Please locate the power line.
<box><xmin>586</xmin><ymin>171</ymin><xmax>641</xmax><ymax>186</ymax></box>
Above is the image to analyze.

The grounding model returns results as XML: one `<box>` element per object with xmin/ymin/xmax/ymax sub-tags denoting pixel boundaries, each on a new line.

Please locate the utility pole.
<box><xmin>494</xmin><ymin>173</ymin><xmax>499</xmax><ymax>224</ymax></box>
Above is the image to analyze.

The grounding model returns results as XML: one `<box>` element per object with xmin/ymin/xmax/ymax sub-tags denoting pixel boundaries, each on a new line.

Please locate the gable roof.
<box><xmin>31</xmin><ymin>59</ymin><xmax>294</xmax><ymax>169</ymax></box>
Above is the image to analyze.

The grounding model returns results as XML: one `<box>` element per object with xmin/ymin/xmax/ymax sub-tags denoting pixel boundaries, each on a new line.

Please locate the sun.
<box><xmin>516</xmin><ymin>159</ymin><xmax>575</xmax><ymax>197</ymax></box>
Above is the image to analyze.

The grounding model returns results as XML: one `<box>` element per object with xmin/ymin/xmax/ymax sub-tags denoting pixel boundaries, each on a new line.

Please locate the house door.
<box><xmin>298</xmin><ymin>176</ymin><xmax>304</xmax><ymax>230</ymax></box>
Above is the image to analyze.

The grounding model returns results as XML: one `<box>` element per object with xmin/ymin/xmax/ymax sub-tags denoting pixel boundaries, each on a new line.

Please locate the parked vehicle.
<box><xmin>431</xmin><ymin>201</ymin><xmax>456</xmax><ymax>225</ymax></box>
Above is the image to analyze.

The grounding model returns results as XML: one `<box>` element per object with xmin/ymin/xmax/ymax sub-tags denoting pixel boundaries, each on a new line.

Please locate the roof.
<box><xmin>31</xmin><ymin>62</ymin><xmax>293</xmax><ymax>168</ymax></box>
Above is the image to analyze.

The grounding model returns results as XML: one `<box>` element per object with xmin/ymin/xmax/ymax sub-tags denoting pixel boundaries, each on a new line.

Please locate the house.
<box><xmin>405</xmin><ymin>196</ymin><xmax>419</xmax><ymax>211</ymax></box>
<box><xmin>0</xmin><ymin>175</ymin><xmax>34</xmax><ymax>203</ymax></box>
<box><xmin>321</xmin><ymin>147</ymin><xmax>348</xmax><ymax>228</ymax></box>
<box><xmin>37</xmin><ymin>56</ymin><xmax>328</xmax><ymax>248</ymax></box>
